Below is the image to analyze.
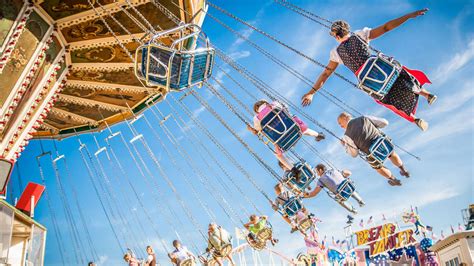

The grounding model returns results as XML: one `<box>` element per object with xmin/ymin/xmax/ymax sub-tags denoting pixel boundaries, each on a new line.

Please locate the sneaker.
<box><xmin>290</xmin><ymin>227</ymin><xmax>298</xmax><ymax>233</ymax></box>
<box><xmin>271</xmin><ymin>239</ymin><xmax>279</xmax><ymax>246</ymax></box>
<box><xmin>358</xmin><ymin>201</ymin><xmax>366</xmax><ymax>208</ymax></box>
<box><xmin>388</xmin><ymin>178</ymin><xmax>402</xmax><ymax>186</ymax></box>
<box><xmin>315</xmin><ymin>133</ymin><xmax>325</xmax><ymax>142</ymax></box>
<box><xmin>427</xmin><ymin>94</ymin><xmax>437</xmax><ymax>105</ymax></box>
<box><xmin>400</xmin><ymin>168</ymin><xmax>410</xmax><ymax>178</ymax></box>
<box><xmin>415</xmin><ymin>119</ymin><xmax>429</xmax><ymax>131</ymax></box>
<box><xmin>350</xmin><ymin>207</ymin><xmax>358</xmax><ymax>214</ymax></box>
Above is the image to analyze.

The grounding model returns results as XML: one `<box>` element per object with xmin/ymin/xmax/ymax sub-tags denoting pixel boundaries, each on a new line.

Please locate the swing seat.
<box><xmin>259</xmin><ymin>104</ymin><xmax>302</xmax><ymax>152</ymax></box>
<box><xmin>296</xmin><ymin>253</ymin><xmax>312</xmax><ymax>266</ymax></box>
<box><xmin>212</xmin><ymin>244</ymin><xmax>232</xmax><ymax>258</ymax></box>
<box><xmin>298</xmin><ymin>217</ymin><xmax>313</xmax><ymax>233</ymax></box>
<box><xmin>135</xmin><ymin>24</ymin><xmax>215</xmax><ymax>91</ymax></box>
<box><xmin>281</xmin><ymin>197</ymin><xmax>303</xmax><ymax>217</ymax></box>
<box><xmin>246</xmin><ymin>225</ymin><xmax>273</xmax><ymax>251</ymax></box>
<box><xmin>357</xmin><ymin>54</ymin><xmax>401</xmax><ymax>100</ymax></box>
<box><xmin>178</xmin><ymin>258</ymin><xmax>195</xmax><ymax>266</ymax></box>
<box><xmin>335</xmin><ymin>179</ymin><xmax>355</xmax><ymax>201</ymax></box>
<box><xmin>365</xmin><ymin>135</ymin><xmax>394</xmax><ymax>165</ymax></box>
<box><xmin>284</xmin><ymin>161</ymin><xmax>316</xmax><ymax>194</ymax></box>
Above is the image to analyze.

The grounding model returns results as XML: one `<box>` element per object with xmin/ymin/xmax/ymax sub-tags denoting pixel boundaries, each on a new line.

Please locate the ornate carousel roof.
<box><xmin>0</xmin><ymin>0</ymin><xmax>206</xmax><ymax>141</ymax></box>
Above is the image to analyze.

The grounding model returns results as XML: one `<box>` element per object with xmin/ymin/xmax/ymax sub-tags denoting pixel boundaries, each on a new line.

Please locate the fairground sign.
<box><xmin>355</xmin><ymin>223</ymin><xmax>416</xmax><ymax>256</ymax></box>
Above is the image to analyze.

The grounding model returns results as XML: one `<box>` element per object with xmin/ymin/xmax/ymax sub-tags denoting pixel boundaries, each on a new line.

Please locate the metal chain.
<box><xmin>50</xmin><ymin>156</ymin><xmax>87</xmax><ymax>264</ymax></box>
<box><xmin>273</xmin><ymin>0</ymin><xmax>383</xmax><ymax>54</ymax></box>
<box><xmin>36</xmin><ymin>155</ymin><xmax>68</xmax><ymax>265</ymax></box>
<box><xmin>195</xmin><ymin>84</ymin><xmax>282</xmax><ymax>183</ymax></box>
<box><xmin>207</xmin><ymin>1</ymin><xmax>359</xmax><ymax>87</ymax></box>
<box><xmin>170</xmin><ymin>94</ymin><xmax>273</xmax><ymax>203</ymax></box>
<box><xmin>207</xmin><ymin>12</ymin><xmax>362</xmax><ymax>116</ymax></box>
<box><xmin>76</xmin><ymin>137</ymin><xmax>125</xmax><ymax>252</ymax></box>
<box><xmin>163</xmin><ymin>100</ymin><xmax>259</xmax><ymax>216</ymax></box>
<box><xmin>142</xmin><ymin>110</ymin><xmax>244</xmax><ymax>226</ymax></box>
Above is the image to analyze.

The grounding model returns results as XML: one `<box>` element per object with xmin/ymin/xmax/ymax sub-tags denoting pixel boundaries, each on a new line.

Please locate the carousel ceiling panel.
<box><xmin>0</xmin><ymin>11</ymin><xmax>51</xmax><ymax>106</ymax></box>
<box><xmin>61</xmin><ymin>85</ymin><xmax>148</xmax><ymax>107</ymax></box>
<box><xmin>61</xmin><ymin>2</ymin><xmax>179</xmax><ymax>43</ymax></box>
<box><xmin>39</xmin><ymin>0</ymin><xmax>115</xmax><ymax>21</ymax></box>
<box><xmin>22</xmin><ymin>0</ymin><xmax>204</xmax><ymax>138</ymax></box>
<box><xmin>68</xmin><ymin>68</ymin><xmax>143</xmax><ymax>86</ymax></box>
<box><xmin>0</xmin><ymin>0</ymin><xmax>24</xmax><ymax>47</ymax></box>
<box><xmin>70</xmin><ymin>42</ymin><xmax>140</xmax><ymax>63</ymax></box>
<box><xmin>43</xmin><ymin>111</ymin><xmax>85</xmax><ymax>130</ymax></box>
<box><xmin>53</xmin><ymin>97</ymin><xmax>121</xmax><ymax>122</ymax></box>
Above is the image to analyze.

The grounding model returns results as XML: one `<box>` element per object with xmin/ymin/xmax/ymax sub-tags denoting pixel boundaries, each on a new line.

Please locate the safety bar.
<box><xmin>130</xmin><ymin>134</ymin><xmax>144</xmax><ymax>144</ymax></box>
<box><xmin>52</xmin><ymin>154</ymin><xmax>65</xmax><ymax>163</ymax></box>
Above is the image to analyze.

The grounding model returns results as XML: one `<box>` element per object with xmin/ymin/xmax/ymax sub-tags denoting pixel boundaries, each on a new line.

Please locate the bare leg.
<box><xmin>275</xmin><ymin>146</ymin><xmax>293</xmax><ymax>170</ymax></box>
<box><xmin>416</xmin><ymin>89</ymin><xmax>430</xmax><ymax>99</ymax></box>
<box><xmin>389</xmin><ymin>152</ymin><xmax>409</xmax><ymax>177</ymax></box>
<box><xmin>283</xmin><ymin>216</ymin><xmax>293</xmax><ymax>226</ymax></box>
<box><xmin>375</xmin><ymin>167</ymin><xmax>394</xmax><ymax>180</ymax></box>
<box><xmin>351</xmin><ymin>192</ymin><xmax>365</xmax><ymax>206</ymax></box>
<box><xmin>214</xmin><ymin>258</ymin><xmax>223</xmax><ymax>266</ymax></box>
<box><xmin>303</xmin><ymin>128</ymin><xmax>320</xmax><ymax>137</ymax></box>
<box><xmin>226</xmin><ymin>255</ymin><xmax>235</xmax><ymax>266</ymax></box>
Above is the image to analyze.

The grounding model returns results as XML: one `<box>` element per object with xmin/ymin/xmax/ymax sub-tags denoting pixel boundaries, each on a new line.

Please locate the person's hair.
<box><xmin>123</xmin><ymin>253</ymin><xmax>130</xmax><ymax>261</ymax></box>
<box><xmin>278</xmin><ymin>160</ymin><xmax>285</xmax><ymax>169</ymax></box>
<box><xmin>338</xmin><ymin>112</ymin><xmax>352</xmax><ymax>121</ymax></box>
<box><xmin>315</xmin><ymin>163</ymin><xmax>326</xmax><ymax>173</ymax></box>
<box><xmin>173</xmin><ymin>240</ymin><xmax>181</xmax><ymax>247</ymax></box>
<box><xmin>249</xmin><ymin>214</ymin><xmax>257</xmax><ymax>221</ymax></box>
<box><xmin>274</xmin><ymin>183</ymin><xmax>283</xmax><ymax>193</ymax></box>
<box><xmin>330</xmin><ymin>20</ymin><xmax>350</xmax><ymax>38</ymax></box>
<box><xmin>88</xmin><ymin>262</ymin><xmax>95</xmax><ymax>266</ymax></box>
<box><xmin>253</xmin><ymin>100</ymin><xmax>268</xmax><ymax>113</ymax></box>
<box><xmin>146</xmin><ymin>245</ymin><xmax>154</xmax><ymax>253</ymax></box>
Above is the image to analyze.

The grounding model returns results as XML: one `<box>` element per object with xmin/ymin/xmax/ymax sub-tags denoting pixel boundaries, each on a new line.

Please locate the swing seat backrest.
<box><xmin>259</xmin><ymin>105</ymin><xmax>302</xmax><ymax>152</ymax></box>
<box><xmin>357</xmin><ymin>54</ymin><xmax>401</xmax><ymax>100</ymax></box>
<box><xmin>335</xmin><ymin>179</ymin><xmax>355</xmax><ymax>201</ymax></box>
<box><xmin>298</xmin><ymin>217</ymin><xmax>313</xmax><ymax>232</ymax></box>
<box><xmin>135</xmin><ymin>24</ymin><xmax>215</xmax><ymax>91</ymax></box>
<box><xmin>284</xmin><ymin>162</ymin><xmax>316</xmax><ymax>193</ymax></box>
<box><xmin>282</xmin><ymin>196</ymin><xmax>303</xmax><ymax>217</ymax></box>
<box><xmin>366</xmin><ymin>135</ymin><xmax>394</xmax><ymax>165</ymax></box>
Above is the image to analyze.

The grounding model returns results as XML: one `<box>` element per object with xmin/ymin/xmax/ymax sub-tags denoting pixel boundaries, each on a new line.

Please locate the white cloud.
<box><xmin>227</xmin><ymin>50</ymin><xmax>251</xmax><ymax>61</ymax></box>
<box><xmin>431</xmin><ymin>39</ymin><xmax>474</xmax><ymax>84</ymax></box>
<box><xmin>401</xmin><ymin>106</ymin><xmax>473</xmax><ymax>150</ymax></box>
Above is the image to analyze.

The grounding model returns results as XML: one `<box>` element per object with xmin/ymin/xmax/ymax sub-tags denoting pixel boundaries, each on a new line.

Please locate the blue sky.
<box><xmin>7</xmin><ymin>0</ymin><xmax>473</xmax><ymax>265</ymax></box>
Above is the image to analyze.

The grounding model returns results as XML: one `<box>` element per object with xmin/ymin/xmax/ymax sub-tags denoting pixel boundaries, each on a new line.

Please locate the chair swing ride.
<box><xmin>0</xmin><ymin>0</ymin><xmax>433</xmax><ymax>265</ymax></box>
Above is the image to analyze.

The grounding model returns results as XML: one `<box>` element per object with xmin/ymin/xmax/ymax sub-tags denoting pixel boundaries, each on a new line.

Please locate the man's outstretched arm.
<box><xmin>369</xmin><ymin>8</ymin><xmax>428</xmax><ymax>40</ymax></box>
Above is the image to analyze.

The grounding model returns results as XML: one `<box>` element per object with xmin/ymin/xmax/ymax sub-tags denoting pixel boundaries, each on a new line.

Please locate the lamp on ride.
<box><xmin>0</xmin><ymin>158</ymin><xmax>14</xmax><ymax>198</ymax></box>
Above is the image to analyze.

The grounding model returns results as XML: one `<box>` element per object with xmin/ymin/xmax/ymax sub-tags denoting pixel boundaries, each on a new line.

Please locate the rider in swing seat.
<box><xmin>337</xmin><ymin>112</ymin><xmax>409</xmax><ymax>186</ymax></box>
<box><xmin>168</xmin><ymin>240</ymin><xmax>195</xmax><ymax>265</ymax></box>
<box><xmin>304</xmin><ymin>163</ymin><xmax>365</xmax><ymax>213</ymax></box>
<box><xmin>278</xmin><ymin>160</ymin><xmax>313</xmax><ymax>192</ymax></box>
<box><xmin>301</xmin><ymin>9</ymin><xmax>437</xmax><ymax>131</ymax></box>
<box><xmin>244</xmin><ymin>214</ymin><xmax>278</xmax><ymax>246</ymax></box>
<box><xmin>271</xmin><ymin>183</ymin><xmax>312</xmax><ymax>234</ymax></box>
<box><xmin>206</xmin><ymin>223</ymin><xmax>235</xmax><ymax>266</ymax></box>
<box><xmin>248</xmin><ymin>100</ymin><xmax>325</xmax><ymax>169</ymax></box>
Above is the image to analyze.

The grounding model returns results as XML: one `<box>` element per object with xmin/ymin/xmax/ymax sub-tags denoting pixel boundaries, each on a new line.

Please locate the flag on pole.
<box><xmin>382</xmin><ymin>214</ymin><xmax>387</xmax><ymax>221</ymax></box>
<box><xmin>431</xmin><ymin>232</ymin><xmax>438</xmax><ymax>240</ymax></box>
<box><xmin>458</xmin><ymin>223</ymin><xmax>464</xmax><ymax>232</ymax></box>
<box><xmin>450</xmin><ymin>225</ymin><xmax>455</xmax><ymax>234</ymax></box>
<box><xmin>359</xmin><ymin>219</ymin><xmax>364</xmax><ymax>227</ymax></box>
<box><xmin>367</xmin><ymin>216</ymin><xmax>373</xmax><ymax>225</ymax></box>
<box><xmin>440</xmin><ymin>230</ymin><xmax>445</xmax><ymax>239</ymax></box>
<box><xmin>235</xmin><ymin>227</ymin><xmax>246</xmax><ymax>240</ymax></box>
